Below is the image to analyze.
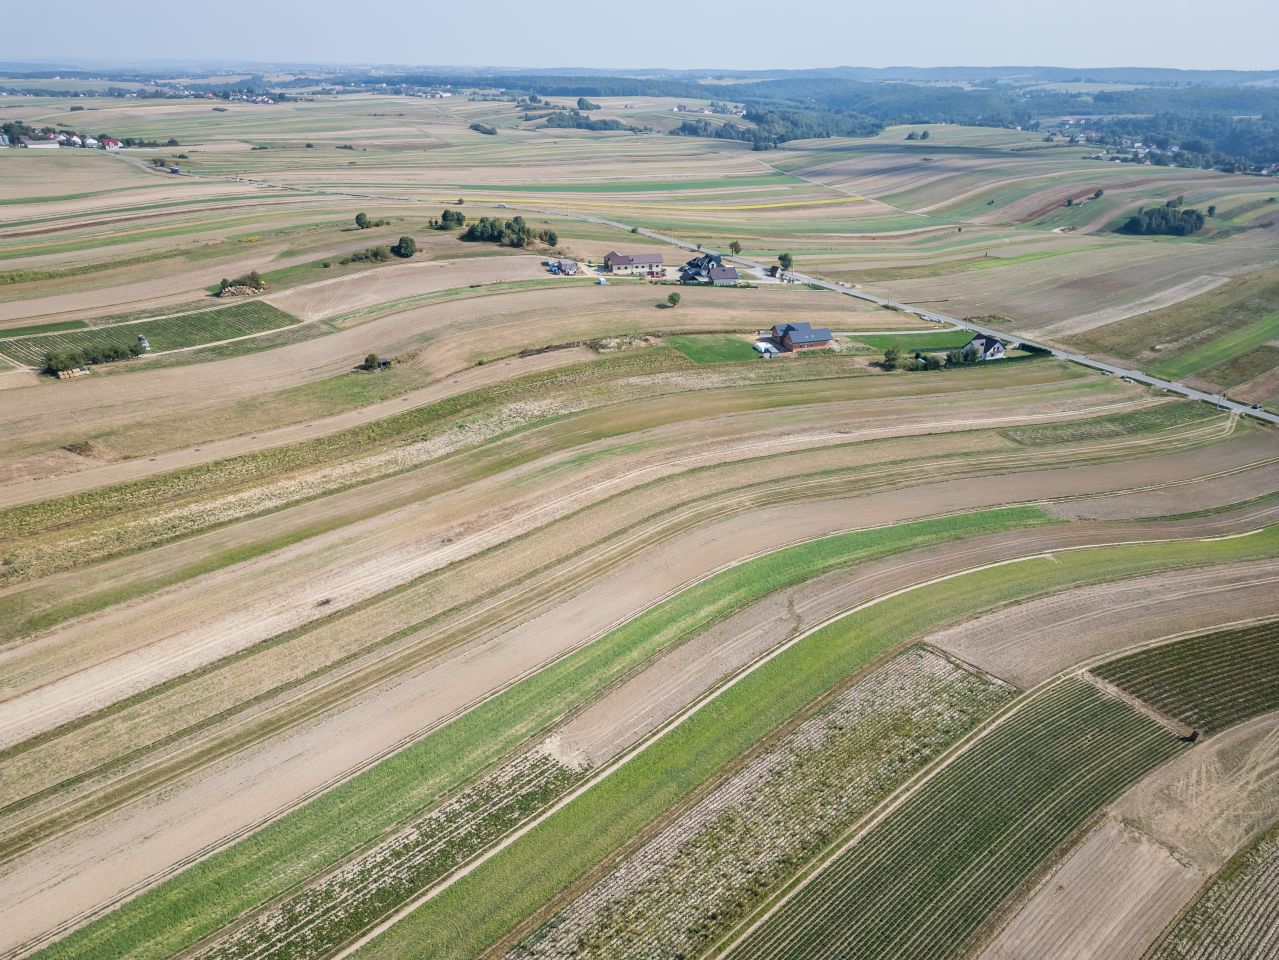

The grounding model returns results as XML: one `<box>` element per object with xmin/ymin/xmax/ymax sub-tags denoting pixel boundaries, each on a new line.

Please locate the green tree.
<box><xmin>882</xmin><ymin>346</ymin><xmax>902</xmax><ymax>370</ymax></box>
<box><xmin>946</xmin><ymin>348</ymin><xmax>965</xmax><ymax>367</ymax></box>
<box><xmin>667</xmin><ymin>291</ymin><xmax>681</xmax><ymax>308</ymax></box>
<box><xmin>923</xmin><ymin>353</ymin><xmax>943</xmax><ymax>370</ymax></box>
<box><xmin>729</xmin><ymin>240</ymin><xmax>742</xmax><ymax>256</ymax></box>
<box><xmin>363</xmin><ymin>353</ymin><xmax>380</xmax><ymax>370</ymax></box>
<box><xmin>1207</xmin><ymin>204</ymin><xmax>1217</xmax><ymax>217</ymax></box>
<box><xmin>355</xmin><ymin>212</ymin><xmax>371</xmax><ymax>229</ymax></box>
<box><xmin>392</xmin><ymin>236</ymin><xmax>417</xmax><ymax>258</ymax></box>
<box><xmin>1093</xmin><ymin>188</ymin><xmax>1104</xmax><ymax>199</ymax></box>
<box><xmin>778</xmin><ymin>252</ymin><xmax>794</xmax><ymax>272</ymax></box>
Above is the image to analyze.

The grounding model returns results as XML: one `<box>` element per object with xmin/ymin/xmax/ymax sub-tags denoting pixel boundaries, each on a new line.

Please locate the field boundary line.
<box><xmin>332</xmin><ymin>527</ymin><xmax>1271</xmax><ymax>959</ymax></box>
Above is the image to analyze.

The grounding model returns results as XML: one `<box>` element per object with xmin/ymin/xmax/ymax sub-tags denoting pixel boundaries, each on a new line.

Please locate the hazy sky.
<box><xmin>9</xmin><ymin>0</ymin><xmax>1276</xmax><ymax>71</ymax></box>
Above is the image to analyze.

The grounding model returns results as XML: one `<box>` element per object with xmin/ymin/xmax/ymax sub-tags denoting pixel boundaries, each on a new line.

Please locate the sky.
<box><xmin>7</xmin><ymin>0</ymin><xmax>1276</xmax><ymax>72</ymax></box>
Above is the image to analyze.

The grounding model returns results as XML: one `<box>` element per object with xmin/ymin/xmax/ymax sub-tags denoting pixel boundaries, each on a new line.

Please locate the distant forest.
<box><xmin>5</xmin><ymin>66</ymin><xmax>1279</xmax><ymax>168</ymax></box>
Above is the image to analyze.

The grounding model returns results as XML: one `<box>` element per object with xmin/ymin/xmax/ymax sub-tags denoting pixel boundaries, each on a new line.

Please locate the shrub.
<box><xmin>470</xmin><ymin>123</ymin><xmax>498</xmax><ymax>136</ymax></box>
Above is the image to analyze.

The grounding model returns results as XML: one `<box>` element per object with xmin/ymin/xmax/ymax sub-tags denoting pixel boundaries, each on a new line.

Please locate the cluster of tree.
<box><xmin>219</xmin><ymin>271</ymin><xmax>265</xmax><ymax>291</ymax></box>
<box><xmin>541</xmin><ymin>111</ymin><xmax>637</xmax><ymax>132</ymax></box>
<box><xmin>1073</xmin><ymin>113</ymin><xmax>1279</xmax><ymax>172</ymax></box>
<box><xmin>354</xmin><ymin>212</ymin><xmax>390</xmax><ymax>230</ymax></box>
<box><xmin>904</xmin><ymin>129</ymin><xmax>931</xmax><ymax>140</ymax></box>
<box><xmin>430</xmin><ymin>208</ymin><xmax>466</xmax><ymax>230</ymax></box>
<box><xmin>469</xmin><ymin>123</ymin><xmax>498</xmax><ymax>135</ymax></box>
<box><xmin>672</xmin><ymin>106</ymin><xmax>881</xmax><ymax>149</ymax></box>
<box><xmin>882</xmin><ymin>346</ymin><xmax>937</xmax><ymax>370</ymax></box>
<box><xmin>391</xmin><ymin>74</ymin><xmax>708</xmax><ymax>100</ymax></box>
<box><xmin>1120</xmin><ymin>206</ymin><xmax>1206</xmax><ymax>236</ymax></box>
<box><xmin>44</xmin><ymin>341</ymin><xmax>143</xmax><ymax>373</ymax></box>
<box><xmin>459</xmin><ymin>215</ymin><xmax>556</xmax><ymax>248</ymax></box>
<box><xmin>1</xmin><ymin>120</ymin><xmax>35</xmax><ymax>141</ymax></box>
<box><xmin>576</xmin><ymin>97</ymin><xmax>600</xmax><ymax>110</ymax></box>
<box><xmin>340</xmin><ymin>246</ymin><xmax>394</xmax><ymax>264</ymax></box>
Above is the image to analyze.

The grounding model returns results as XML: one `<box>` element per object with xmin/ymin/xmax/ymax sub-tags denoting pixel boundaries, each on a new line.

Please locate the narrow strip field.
<box><xmin>26</xmin><ymin>509</ymin><xmax>1046</xmax><ymax>960</ymax></box>
<box><xmin>1093</xmin><ymin>620</ymin><xmax>1279</xmax><ymax>733</ymax></box>
<box><xmin>0</xmin><ymin>301</ymin><xmax>300</xmax><ymax>366</ymax></box>
<box><xmin>1152</xmin><ymin>822</ymin><xmax>1279</xmax><ymax>960</ymax></box>
<box><xmin>345</xmin><ymin>528</ymin><xmax>1279</xmax><ymax>960</ymax></box>
<box><xmin>502</xmin><ymin>647</ymin><xmax>1014</xmax><ymax>960</ymax></box>
<box><xmin>723</xmin><ymin>677</ymin><xmax>1185</xmax><ymax>960</ymax></box>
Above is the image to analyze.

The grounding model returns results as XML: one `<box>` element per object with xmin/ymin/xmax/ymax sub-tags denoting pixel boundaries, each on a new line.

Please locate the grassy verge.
<box><xmin>352</xmin><ymin>524</ymin><xmax>1279</xmax><ymax>959</ymax></box>
<box><xmin>33</xmin><ymin>508</ymin><xmax>1050</xmax><ymax>960</ymax></box>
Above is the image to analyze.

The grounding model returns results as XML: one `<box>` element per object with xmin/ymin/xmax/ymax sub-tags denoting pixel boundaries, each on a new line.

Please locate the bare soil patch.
<box><xmin>929</xmin><ymin>559</ymin><xmax>1279</xmax><ymax>688</ymax></box>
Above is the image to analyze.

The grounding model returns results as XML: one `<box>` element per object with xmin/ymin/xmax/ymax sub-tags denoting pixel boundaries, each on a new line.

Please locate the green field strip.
<box><xmin>666</xmin><ymin>334</ymin><xmax>760</xmax><ymax>363</ymax></box>
<box><xmin>349</xmin><ymin>528</ymin><xmax>1279</xmax><ymax>960</ymax></box>
<box><xmin>850</xmin><ymin>329</ymin><xmax>976</xmax><ymax>352</ymax></box>
<box><xmin>726</xmin><ymin>677</ymin><xmax>1183</xmax><ymax>960</ymax></box>
<box><xmin>31</xmin><ymin>508</ymin><xmax>1049</xmax><ymax>960</ymax></box>
<box><xmin>452</xmin><ymin>175</ymin><xmax>801</xmax><ymax>194</ymax></box>
<box><xmin>1149</xmin><ymin>311</ymin><xmax>1279</xmax><ymax>381</ymax></box>
<box><xmin>999</xmin><ymin>401</ymin><xmax>1217</xmax><ymax>445</ymax></box>
<box><xmin>1093</xmin><ymin>620</ymin><xmax>1279</xmax><ymax>733</ymax></box>
<box><xmin>1152</xmin><ymin>820</ymin><xmax>1279</xmax><ymax>960</ymax></box>
<box><xmin>0</xmin><ymin>301</ymin><xmax>299</xmax><ymax>367</ymax></box>
<box><xmin>0</xmin><ymin>319</ymin><xmax>89</xmax><ymax>337</ymax></box>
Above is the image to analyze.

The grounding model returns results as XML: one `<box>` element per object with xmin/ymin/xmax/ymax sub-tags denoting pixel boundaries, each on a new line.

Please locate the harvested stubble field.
<box><xmin>2</xmin><ymin>87</ymin><xmax>1278</xmax><ymax>960</ymax></box>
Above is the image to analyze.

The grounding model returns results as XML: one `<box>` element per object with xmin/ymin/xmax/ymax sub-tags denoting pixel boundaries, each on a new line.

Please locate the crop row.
<box><xmin>195</xmin><ymin>750</ymin><xmax>580</xmax><ymax>960</ymax></box>
<box><xmin>726</xmin><ymin>675</ymin><xmax>1185</xmax><ymax>960</ymax></box>
<box><xmin>33</xmin><ymin>509</ymin><xmax>1045</xmax><ymax>960</ymax></box>
<box><xmin>504</xmin><ymin>647</ymin><xmax>1014</xmax><ymax>960</ymax></box>
<box><xmin>0</xmin><ymin>301</ymin><xmax>299</xmax><ymax>366</ymax></box>
<box><xmin>345</xmin><ymin>532</ymin><xmax>1275</xmax><ymax>960</ymax></box>
<box><xmin>1154</xmin><ymin>824</ymin><xmax>1279</xmax><ymax>959</ymax></box>
<box><xmin>1093</xmin><ymin>619</ymin><xmax>1279</xmax><ymax>733</ymax></box>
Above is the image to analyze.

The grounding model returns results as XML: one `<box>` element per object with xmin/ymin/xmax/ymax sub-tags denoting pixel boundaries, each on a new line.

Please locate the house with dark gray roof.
<box><xmin>681</xmin><ymin>253</ymin><xmax>739</xmax><ymax>285</ymax></box>
<box><xmin>964</xmin><ymin>334</ymin><xmax>1006</xmax><ymax>361</ymax></box>
<box><xmin>770</xmin><ymin>321</ymin><xmax>833</xmax><ymax>352</ymax></box>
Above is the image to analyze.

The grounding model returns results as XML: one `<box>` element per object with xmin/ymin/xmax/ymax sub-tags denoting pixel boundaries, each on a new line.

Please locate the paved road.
<box><xmin>534</xmin><ymin>207</ymin><xmax>1278</xmax><ymax>427</ymax></box>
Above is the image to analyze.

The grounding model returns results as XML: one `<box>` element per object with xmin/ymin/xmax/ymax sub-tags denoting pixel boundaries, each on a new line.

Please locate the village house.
<box><xmin>770</xmin><ymin>321</ymin><xmax>833</xmax><ymax>352</ymax></box>
<box><xmin>681</xmin><ymin>253</ymin><xmax>739</xmax><ymax>286</ymax></box>
<box><xmin>964</xmin><ymin>335</ymin><xmax>1006</xmax><ymax>361</ymax></box>
<box><xmin>602</xmin><ymin>251</ymin><xmax>664</xmax><ymax>276</ymax></box>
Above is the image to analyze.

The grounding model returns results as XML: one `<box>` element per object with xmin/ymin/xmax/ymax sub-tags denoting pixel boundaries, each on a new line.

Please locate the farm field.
<box><xmin>1</xmin><ymin>77</ymin><xmax>1277</xmax><ymax>960</ymax></box>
